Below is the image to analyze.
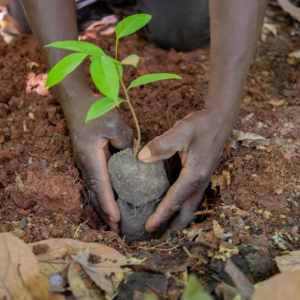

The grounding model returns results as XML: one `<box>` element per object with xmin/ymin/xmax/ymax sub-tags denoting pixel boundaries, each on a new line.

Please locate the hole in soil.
<box><xmin>95</xmin><ymin>146</ymin><xmax>220</xmax><ymax>232</ymax></box>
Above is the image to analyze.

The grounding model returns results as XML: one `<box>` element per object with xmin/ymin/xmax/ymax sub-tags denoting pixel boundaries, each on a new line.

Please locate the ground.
<box><xmin>0</xmin><ymin>2</ymin><xmax>300</xmax><ymax>299</ymax></box>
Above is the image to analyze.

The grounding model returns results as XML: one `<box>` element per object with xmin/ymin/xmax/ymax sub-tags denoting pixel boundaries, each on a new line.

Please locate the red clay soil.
<box><xmin>0</xmin><ymin>27</ymin><xmax>208</xmax><ymax>242</ymax></box>
<box><xmin>0</xmin><ymin>6</ymin><xmax>300</xmax><ymax>282</ymax></box>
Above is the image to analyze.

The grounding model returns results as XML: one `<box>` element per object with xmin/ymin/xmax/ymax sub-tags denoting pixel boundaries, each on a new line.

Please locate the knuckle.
<box><xmin>169</xmin><ymin>204</ymin><xmax>182</xmax><ymax>213</ymax></box>
<box><xmin>188</xmin><ymin>172</ymin><xmax>210</xmax><ymax>191</ymax></box>
<box><xmin>174</xmin><ymin>118</ymin><xmax>195</xmax><ymax>140</ymax></box>
<box><xmin>148</xmin><ymin>136</ymin><xmax>166</xmax><ymax>156</ymax></box>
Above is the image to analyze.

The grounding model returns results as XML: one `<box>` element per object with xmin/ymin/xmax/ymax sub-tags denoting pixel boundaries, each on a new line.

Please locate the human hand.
<box><xmin>62</xmin><ymin>90</ymin><xmax>133</xmax><ymax>233</ymax></box>
<box><xmin>138</xmin><ymin>109</ymin><xmax>232</xmax><ymax>234</ymax></box>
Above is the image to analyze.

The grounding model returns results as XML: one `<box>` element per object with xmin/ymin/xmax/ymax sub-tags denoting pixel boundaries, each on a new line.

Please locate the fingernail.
<box><xmin>138</xmin><ymin>147</ymin><xmax>151</xmax><ymax>161</ymax></box>
<box><xmin>146</xmin><ymin>226</ymin><xmax>155</xmax><ymax>233</ymax></box>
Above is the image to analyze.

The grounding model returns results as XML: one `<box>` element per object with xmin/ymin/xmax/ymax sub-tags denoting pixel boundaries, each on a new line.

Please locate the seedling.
<box><xmin>45</xmin><ymin>14</ymin><xmax>182</xmax><ymax>158</ymax></box>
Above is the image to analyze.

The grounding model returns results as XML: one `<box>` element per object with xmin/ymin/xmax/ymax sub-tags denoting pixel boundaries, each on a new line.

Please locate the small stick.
<box><xmin>73</xmin><ymin>220</ymin><xmax>87</xmax><ymax>238</ymax></box>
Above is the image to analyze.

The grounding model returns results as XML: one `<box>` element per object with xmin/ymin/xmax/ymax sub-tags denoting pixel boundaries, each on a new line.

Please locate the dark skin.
<box><xmin>22</xmin><ymin>0</ymin><xmax>268</xmax><ymax>235</ymax></box>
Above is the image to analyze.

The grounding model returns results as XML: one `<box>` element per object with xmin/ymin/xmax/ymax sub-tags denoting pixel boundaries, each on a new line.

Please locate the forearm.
<box><xmin>21</xmin><ymin>0</ymin><xmax>89</xmax><ymax>98</ymax></box>
<box><xmin>207</xmin><ymin>0</ymin><xmax>268</xmax><ymax>123</ymax></box>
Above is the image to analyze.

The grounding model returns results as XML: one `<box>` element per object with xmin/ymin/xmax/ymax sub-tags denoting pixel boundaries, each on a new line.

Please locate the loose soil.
<box><xmin>1</xmin><ymin>3</ymin><xmax>300</xmax><ymax>298</ymax></box>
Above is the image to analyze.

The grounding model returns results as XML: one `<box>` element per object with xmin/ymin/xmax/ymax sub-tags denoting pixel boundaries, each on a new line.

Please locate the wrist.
<box><xmin>204</xmin><ymin>106</ymin><xmax>238</xmax><ymax>134</ymax></box>
<box><xmin>206</xmin><ymin>99</ymin><xmax>240</xmax><ymax>124</ymax></box>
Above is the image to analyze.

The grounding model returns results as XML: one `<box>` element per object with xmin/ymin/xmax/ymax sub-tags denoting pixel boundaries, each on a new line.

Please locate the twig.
<box><xmin>183</xmin><ymin>246</ymin><xmax>194</xmax><ymax>258</ymax></box>
<box><xmin>155</xmin><ymin>245</ymin><xmax>179</xmax><ymax>251</ymax></box>
<box><xmin>73</xmin><ymin>220</ymin><xmax>87</xmax><ymax>238</ymax></box>
<box><xmin>138</xmin><ymin>239</ymin><xmax>171</xmax><ymax>250</ymax></box>
<box><xmin>276</xmin><ymin>182</ymin><xmax>300</xmax><ymax>192</ymax></box>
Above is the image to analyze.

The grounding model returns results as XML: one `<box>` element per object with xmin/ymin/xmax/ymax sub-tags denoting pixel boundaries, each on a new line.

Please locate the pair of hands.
<box><xmin>65</xmin><ymin>91</ymin><xmax>231</xmax><ymax>235</ymax></box>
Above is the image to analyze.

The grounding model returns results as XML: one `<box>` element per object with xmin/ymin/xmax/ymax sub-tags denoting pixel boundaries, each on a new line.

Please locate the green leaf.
<box><xmin>127</xmin><ymin>73</ymin><xmax>182</xmax><ymax>90</ymax></box>
<box><xmin>182</xmin><ymin>275</ymin><xmax>213</xmax><ymax>300</ymax></box>
<box><xmin>117</xmin><ymin>65</ymin><xmax>123</xmax><ymax>78</ymax></box>
<box><xmin>121</xmin><ymin>55</ymin><xmax>139</xmax><ymax>67</ymax></box>
<box><xmin>45</xmin><ymin>53</ymin><xmax>87</xmax><ymax>87</ymax></box>
<box><xmin>90</xmin><ymin>56</ymin><xmax>119</xmax><ymax>102</ymax></box>
<box><xmin>45</xmin><ymin>41</ymin><xmax>105</xmax><ymax>56</ymax></box>
<box><xmin>144</xmin><ymin>294</ymin><xmax>158</xmax><ymax>300</ymax></box>
<box><xmin>115</xmin><ymin>14</ymin><xmax>152</xmax><ymax>39</ymax></box>
<box><xmin>85</xmin><ymin>97</ymin><xmax>125</xmax><ymax>123</ymax></box>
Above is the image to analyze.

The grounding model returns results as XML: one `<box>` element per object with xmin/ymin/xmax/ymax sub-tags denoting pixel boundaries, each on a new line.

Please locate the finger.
<box><xmin>109</xmin><ymin>122</ymin><xmax>134</xmax><ymax>150</ymax></box>
<box><xmin>88</xmin><ymin>189</ymin><xmax>119</xmax><ymax>233</ymax></box>
<box><xmin>138</xmin><ymin>127</ymin><xmax>183</xmax><ymax>163</ymax></box>
<box><xmin>145</xmin><ymin>168</ymin><xmax>210</xmax><ymax>232</ymax></box>
<box><xmin>83</xmin><ymin>147</ymin><xmax>120</xmax><ymax>224</ymax></box>
<box><xmin>166</xmin><ymin>187</ymin><xmax>206</xmax><ymax>233</ymax></box>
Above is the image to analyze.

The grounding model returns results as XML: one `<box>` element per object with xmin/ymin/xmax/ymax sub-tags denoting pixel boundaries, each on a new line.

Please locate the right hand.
<box><xmin>61</xmin><ymin>89</ymin><xmax>134</xmax><ymax>232</ymax></box>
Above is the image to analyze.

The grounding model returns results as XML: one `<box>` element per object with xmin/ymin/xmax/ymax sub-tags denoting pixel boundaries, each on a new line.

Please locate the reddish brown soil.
<box><xmin>0</xmin><ymin>4</ymin><xmax>300</xmax><ymax>289</ymax></box>
<box><xmin>0</xmin><ymin>26</ymin><xmax>208</xmax><ymax>242</ymax></box>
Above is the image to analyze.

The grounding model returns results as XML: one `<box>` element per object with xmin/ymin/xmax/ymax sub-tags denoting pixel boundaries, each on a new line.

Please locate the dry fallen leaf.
<box><xmin>68</xmin><ymin>261</ymin><xmax>102</xmax><ymax>300</ymax></box>
<box><xmin>213</xmin><ymin>220</ymin><xmax>233</xmax><ymax>240</ymax></box>
<box><xmin>39</xmin><ymin>258</ymin><xmax>69</xmax><ymax>277</ymax></box>
<box><xmin>211</xmin><ymin>171</ymin><xmax>231</xmax><ymax>192</ymax></box>
<box><xmin>234</xmin><ymin>131</ymin><xmax>265</xmax><ymax>141</ymax></box>
<box><xmin>0</xmin><ymin>233</ymin><xmax>64</xmax><ymax>300</ymax></box>
<box><xmin>72</xmin><ymin>245</ymin><xmax>145</xmax><ymax>300</ymax></box>
<box><xmin>251</xmin><ymin>270</ymin><xmax>300</xmax><ymax>300</ymax></box>
<box><xmin>269</xmin><ymin>99</ymin><xmax>285</xmax><ymax>106</ymax></box>
<box><xmin>275</xmin><ymin>251</ymin><xmax>300</xmax><ymax>272</ymax></box>
<box><xmin>29</xmin><ymin>239</ymin><xmax>145</xmax><ymax>299</ymax></box>
<box><xmin>288</xmin><ymin>49</ymin><xmax>300</xmax><ymax>59</ymax></box>
<box><xmin>263</xmin><ymin>23</ymin><xmax>277</xmax><ymax>36</ymax></box>
<box><xmin>219</xmin><ymin>241</ymin><xmax>239</xmax><ymax>257</ymax></box>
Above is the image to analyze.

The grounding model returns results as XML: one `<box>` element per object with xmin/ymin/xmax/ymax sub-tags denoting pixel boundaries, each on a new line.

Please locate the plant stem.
<box><xmin>119</xmin><ymin>76</ymin><xmax>141</xmax><ymax>158</ymax></box>
<box><xmin>115</xmin><ymin>39</ymin><xmax>118</xmax><ymax>61</ymax></box>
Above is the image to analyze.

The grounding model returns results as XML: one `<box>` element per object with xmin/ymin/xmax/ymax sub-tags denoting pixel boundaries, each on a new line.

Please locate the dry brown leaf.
<box><xmin>211</xmin><ymin>171</ymin><xmax>231</xmax><ymax>192</ymax></box>
<box><xmin>219</xmin><ymin>241</ymin><xmax>239</xmax><ymax>257</ymax></box>
<box><xmin>68</xmin><ymin>261</ymin><xmax>102</xmax><ymax>300</ymax></box>
<box><xmin>275</xmin><ymin>251</ymin><xmax>300</xmax><ymax>272</ymax></box>
<box><xmin>263</xmin><ymin>23</ymin><xmax>277</xmax><ymax>36</ymax></box>
<box><xmin>29</xmin><ymin>239</ymin><xmax>145</xmax><ymax>299</ymax></box>
<box><xmin>72</xmin><ymin>247</ymin><xmax>145</xmax><ymax>300</ymax></box>
<box><xmin>26</xmin><ymin>275</ymin><xmax>65</xmax><ymax>300</ymax></box>
<box><xmin>269</xmin><ymin>99</ymin><xmax>285</xmax><ymax>106</ymax></box>
<box><xmin>0</xmin><ymin>233</ymin><xmax>64</xmax><ymax>300</ymax></box>
<box><xmin>213</xmin><ymin>220</ymin><xmax>233</xmax><ymax>240</ymax></box>
<box><xmin>29</xmin><ymin>239</ymin><xmax>98</xmax><ymax>261</ymax></box>
<box><xmin>0</xmin><ymin>233</ymin><xmax>40</xmax><ymax>299</ymax></box>
<box><xmin>234</xmin><ymin>131</ymin><xmax>265</xmax><ymax>141</ymax></box>
<box><xmin>39</xmin><ymin>258</ymin><xmax>69</xmax><ymax>277</ymax></box>
<box><xmin>243</xmin><ymin>95</ymin><xmax>252</xmax><ymax>103</ymax></box>
<box><xmin>251</xmin><ymin>270</ymin><xmax>300</xmax><ymax>300</ymax></box>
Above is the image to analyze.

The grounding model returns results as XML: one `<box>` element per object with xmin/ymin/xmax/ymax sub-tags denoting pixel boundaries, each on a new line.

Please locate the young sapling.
<box><xmin>45</xmin><ymin>14</ymin><xmax>182</xmax><ymax>158</ymax></box>
<box><xmin>45</xmin><ymin>14</ymin><xmax>182</xmax><ymax>242</ymax></box>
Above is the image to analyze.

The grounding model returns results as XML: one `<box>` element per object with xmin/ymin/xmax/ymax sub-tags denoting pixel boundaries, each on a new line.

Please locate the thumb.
<box><xmin>138</xmin><ymin>127</ymin><xmax>182</xmax><ymax>163</ymax></box>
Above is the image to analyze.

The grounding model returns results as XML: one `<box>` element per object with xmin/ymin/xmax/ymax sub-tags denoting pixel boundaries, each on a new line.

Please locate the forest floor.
<box><xmin>1</xmin><ymin>2</ymin><xmax>300</xmax><ymax>299</ymax></box>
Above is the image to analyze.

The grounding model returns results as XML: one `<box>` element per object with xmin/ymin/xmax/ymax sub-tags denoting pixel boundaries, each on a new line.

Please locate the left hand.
<box><xmin>138</xmin><ymin>109</ymin><xmax>233</xmax><ymax>234</ymax></box>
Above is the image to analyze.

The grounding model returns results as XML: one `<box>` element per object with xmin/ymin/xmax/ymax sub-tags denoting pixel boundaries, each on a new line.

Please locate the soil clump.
<box><xmin>108</xmin><ymin>148</ymin><xmax>169</xmax><ymax>242</ymax></box>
